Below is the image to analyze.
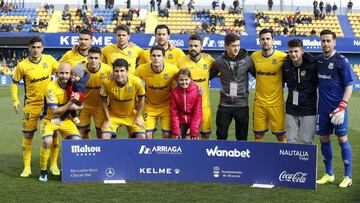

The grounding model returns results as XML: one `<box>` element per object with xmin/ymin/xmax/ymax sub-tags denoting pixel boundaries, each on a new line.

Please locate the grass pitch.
<box><xmin>0</xmin><ymin>86</ymin><xmax>359</xmax><ymax>202</ymax></box>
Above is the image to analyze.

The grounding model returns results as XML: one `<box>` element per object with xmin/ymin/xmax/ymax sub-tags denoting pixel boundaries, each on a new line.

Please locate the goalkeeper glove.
<box><xmin>329</xmin><ymin>100</ymin><xmax>347</xmax><ymax>125</ymax></box>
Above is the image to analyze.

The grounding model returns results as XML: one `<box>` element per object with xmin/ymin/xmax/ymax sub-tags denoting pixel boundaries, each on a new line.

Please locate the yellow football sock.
<box><xmin>40</xmin><ymin>146</ymin><xmax>50</xmax><ymax>171</ymax></box>
<box><xmin>50</xmin><ymin>135</ymin><xmax>60</xmax><ymax>167</ymax></box>
<box><xmin>22</xmin><ymin>138</ymin><xmax>32</xmax><ymax>168</ymax></box>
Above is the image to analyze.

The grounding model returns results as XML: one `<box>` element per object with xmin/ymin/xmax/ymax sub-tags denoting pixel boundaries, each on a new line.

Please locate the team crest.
<box><xmin>328</xmin><ymin>63</ymin><xmax>334</xmax><ymax>69</ymax></box>
<box><xmin>272</xmin><ymin>59</ymin><xmax>278</xmax><ymax>64</ymax></box>
<box><xmin>300</xmin><ymin>70</ymin><xmax>306</xmax><ymax>76</ymax></box>
<box><xmin>127</xmin><ymin>87</ymin><xmax>133</xmax><ymax>92</ymax></box>
<box><xmin>43</xmin><ymin>63</ymin><xmax>48</xmax><ymax>69</ymax></box>
<box><xmin>48</xmin><ymin>95</ymin><xmax>54</xmax><ymax>102</ymax></box>
<box><xmin>128</xmin><ymin>51</ymin><xmax>132</xmax><ymax>56</ymax></box>
<box><xmin>203</xmin><ymin>64</ymin><xmax>208</xmax><ymax>70</ymax></box>
<box><xmin>100</xmin><ymin>73</ymin><xmax>105</xmax><ymax>78</ymax></box>
<box><xmin>168</xmin><ymin>54</ymin><xmax>173</xmax><ymax>59</ymax></box>
<box><xmin>164</xmin><ymin>73</ymin><xmax>169</xmax><ymax>79</ymax></box>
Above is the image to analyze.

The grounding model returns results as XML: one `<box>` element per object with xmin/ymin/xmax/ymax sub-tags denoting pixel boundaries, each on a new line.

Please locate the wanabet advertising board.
<box><xmin>62</xmin><ymin>139</ymin><xmax>317</xmax><ymax>189</ymax></box>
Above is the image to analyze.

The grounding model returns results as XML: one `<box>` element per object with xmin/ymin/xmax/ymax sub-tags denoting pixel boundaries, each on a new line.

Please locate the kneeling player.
<box><xmin>39</xmin><ymin>63</ymin><xmax>82</xmax><ymax>182</ymax></box>
<box><xmin>101</xmin><ymin>59</ymin><xmax>146</xmax><ymax>139</ymax></box>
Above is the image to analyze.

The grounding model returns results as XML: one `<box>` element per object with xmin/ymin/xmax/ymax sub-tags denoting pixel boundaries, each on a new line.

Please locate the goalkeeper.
<box><xmin>316</xmin><ymin>30</ymin><xmax>353</xmax><ymax>188</ymax></box>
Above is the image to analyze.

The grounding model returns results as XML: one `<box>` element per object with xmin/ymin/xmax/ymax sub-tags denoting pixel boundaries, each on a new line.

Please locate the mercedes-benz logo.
<box><xmin>105</xmin><ymin>167</ymin><xmax>115</xmax><ymax>177</ymax></box>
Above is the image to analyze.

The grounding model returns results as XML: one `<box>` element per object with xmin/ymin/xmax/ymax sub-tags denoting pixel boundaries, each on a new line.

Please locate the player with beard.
<box><xmin>176</xmin><ymin>34</ymin><xmax>214</xmax><ymax>139</ymax></box>
<box><xmin>59</xmin><ymin>29</ymin><xmax>93</xmax><ymax>67</ymax></box>
<box><xmin>138</xmin><ymin>24</ymin><xmax>185</xmax><ymax>65</ymax></box>
<box><xmin>38</xmin><ymin>63</ymin><xmax>82</xmax><ymax>182</ymax></box>
<box><xmin>210</xmin><ymin>33</ymin><xmax>254</xmax><ymax>141</ymax></box>
<box><xmin>251</xmin><ymin>28</ymin><xmax>287</xmax><ymax>142</ymax></box>
<box><xmin>101</xmin><ymin>59</ymin><xmax>146</xmax><ymax>139</ymax></box>
<box><xmin>101</xmin><ymin>25</ymin><xmax>143</xmax><ymax>74</ymax></box>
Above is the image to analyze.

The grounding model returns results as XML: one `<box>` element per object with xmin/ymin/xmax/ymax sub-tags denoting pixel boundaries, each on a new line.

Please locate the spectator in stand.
<box><xmin>320</xmin><ymin>12</ymin><xmax>325</xmax><ymax>20</ymax></box>
<box><xmin>150</xmin><ymin>0</ymin><xmax>156</xmax><ymax>12</ymax></box>
<box><xmin>157</xmin><ymin>0</ymin><xmax>162</xmax><ymax>11</ymax></box>
<box><xmin>177</xmin><ymin>0</ymin><xmax>183</xmax><ymax>10</ymax></box>
<box><xmin>212</xmin><ymin>0</ymin><xmax>218</xmax><ymax>10</ymax></box>
<box><xmin>313</xmin><ymin>0</ymin><xmax>318</xmax><ymax>9</ymax></box>
<box><xmin>311</xmin><ymin>28</ymin><xmax>316</xmax><ymax>36</ymax></box>
<box><xmin>166</xmin><ymin>0</ymin><xmax>171</xmax><ymax>9</ymax></box>
<box><xmin>233</xmin><ymin>0</ymin><xmax>239</xmax><ymax>10</ymax></box>
<box><xmin>314</xmin><ymin>7</ymin><xmax>320</xmax><ymax>20</ymax></box>
<box><xmin>347</xmin><ymin>0</ymin><xmax>353</xmax><ymax>14</ymax></box>
<box><xmin>319</xmin><ymin>0</ymin><xmax>324</xmax><ymax>13</ymax></box>
<box><xmin>268</xmin><ymin>0</ymin><xmax>273</xmax><ymax>11</ymax></box>
<box><xmin>283</xmin><ymin>26</ymin><xmax>289</xmax><ymax>36</ymax></box>
<box><xmin>221</xmin><ymin>1</ymin><xmax>226</xmax><ymax>10</ymax></box>
<box><xmin>332</xmin><ymin>2</ymin><xmax>337</xmax><ymax>15</ymax></box>
<box><xmin>325</xmin><ymin>3</ymin><xmax>332</xmax><ymax>15</ymax></box>
<box><xmin>30</xmin><ymin>17</ymin><xmax>40</xmax><ymax>32</ymax></box>
<box><xmin>187</xmin><ymin>0</ymin><xmax>195</xmax><ymax>14</ymax></box>
<box><xmin>95</xmin><ymin>0</ymin><xmax>99</xmax><ymax>8</ymax></box>
<box><xmin>62</xmin><ymin>4</ymin><xmax>71</xmax><ymax>20</ymax></box>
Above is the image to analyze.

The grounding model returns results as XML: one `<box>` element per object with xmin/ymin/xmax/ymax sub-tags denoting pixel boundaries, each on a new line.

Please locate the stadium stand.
<box><xmin>254</xmin><ymin>10</ymin><xmax>343</xmax><ymax>37</ymax></box>
<box><xmin>353</xmin><ymin>64</ymin><xmax>360</xmax><ymax>79</ymax></box>
<box><xmin>347</xmin><ymin>13</ymin><xmax>360</xmax><ymax>38</ymax></box>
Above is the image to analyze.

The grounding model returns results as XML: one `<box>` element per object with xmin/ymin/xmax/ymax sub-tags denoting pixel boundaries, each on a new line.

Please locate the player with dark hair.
<box><xmin>11</xmin><ymin>36</ymin><xmax>60</xmax><ymax>177</ymax></box>
<box><xmin>316</xmin><ymin>29</ymin><xmax>353</xmax><ymax>188</ymax></box>
<box><xmin>101</xmin><ymin>24</ymin><xmax>143</xmax><ymax>74</ymax></box>
<box><xmin>59</xmin><ymin>29</ymin><xmax>93</xmax><ymax>67</ymax></box>
<box><xmin>251</xmin><ymin>28</ymin><xmax>288</xmax><ymax>142</ymax></box>
<box><xmin>101</xmin><ymin>59</ymin><xmax>146</xmax><ymax>139</ymax></box>
<box><xmin>282</xmin><ymin>39</ymin><xmax>318</xmax><ymax>144</ymax></box>
<box><xmin>210</xmin><ymin>33</ymin><xmax>254</xmax><ymax>141</ymax></box>
<box><xmin>135</xmin><ymin>45</ymin><xmax>179</xmax><ymax>138</ymax></box>
<box><xmin>176</xmin><ymin>34</ymin><xmax>214</xmax><ymax>139</ymax></box>
<box><xmin>138</xmin><ymin>24</ymin><xmax>185</xmax><ymax>65</ymax></box>
<box><xmin>75</xmin><ymin>47</ymin><xmax>112</xmax><ymax>139</ymax></box>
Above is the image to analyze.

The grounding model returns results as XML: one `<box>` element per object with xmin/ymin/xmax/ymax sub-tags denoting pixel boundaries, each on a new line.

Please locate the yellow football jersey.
<box><xmin>58</xmin><ymin>49</ymin><xmax>88</xmax><ymax>68</ymax></box>
<box><xmin>176</xmin><ymin>55</ymin><xmax>214</xmax><ymax>107</ymax></box>
<box><xmin>43</xmin><ymin>80</ymin><xmax>68</xmax><ymax>120</ymax></box>
<box><xmin>138</xmin><ymin>47</ymin><xmax>185</xmax><ymax>65</ymax></box>
<box><xmin>100</xmin><ymin>75</ymin><xmax>145</xmax><ymax>117</ymax></box>
<box><xmin>134</xmin><ymin>62</ymin><xmax>178</xmax><ymax>108</ymax></box>
<box><xmin>251</xmin><ymin>50</ymin><xmax>287</xmax><ymax>106</ymax></box>
<box><xmin>101</xmin><ymin>44</ymin><xmax>143</xmax><ymax>74</ymax></box>
<box><xmin>12</xmin><ymin>54</ymin><xmax>58</xmax><ymax>106</ymax></box>
<box><xmin>84</xmin><ymin>62</ymin><xmax>112</xmax><ymax>109</ymax></box>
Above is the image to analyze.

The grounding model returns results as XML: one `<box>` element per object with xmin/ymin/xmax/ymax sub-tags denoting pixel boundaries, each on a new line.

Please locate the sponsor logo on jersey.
<box><xmin>148</xmin><ymin>85</ymin><xmax>169</xmax><ymax>90</ymax></box>
<box><xmin>300</xmin><ymin>70</ymin><xmax>306</xmax><ymax>76</ymax></box>
<box><xmin>318</xmin><ymin>74</ymin><xmax>332</xmax><ymax>79</ymax></box>
<box><xmin>30</xmin><ymin>75</ymin><xmax>50</xmax><ymax>83</ymax></box>
<box><xmin>128</xmin><ymin>51</ymin><xmax>132</xmax><ymax>56</ymax></box>
<box><xmin>272</xmin><ymin>59</ymin><xmax>278</xmax><ymax>64</ymax></box>
<box><xmin>139</xmin><ymin>145</ymin><xmax>182</xmax><ymax>155</ymax></box>
<box><xmin>127</xmin><ymin>87</ymin><xmax>133</xmax><ymax>92</ymax></box>
<box><xmin>278</xmin><ymin>171</ymin><xmax>307</xmax><ymax>183</ymax></box>
<box><xmin>164</xmin><ymin>73</ymin><xmax>169</xmax><ymax>79</ymax></box>
<box><xmin>43</xmin><ymin>63</ymin><xmax>48</xmax><ymax>69</ymax></box>
<box><xmin>203</xmin><ymin>64</ymin><xmax>208</xmax><ymax>70</ymax></box>
<box><xmin>168</xmin><ymin>53</ymin><xmax>173</xmax><ymax>59</ymax></box>
<box><xmin>256</xmin><ymin>70</ymin><xmax>276</xmax><ymax>76</ymax></box>
<box><xmin>206</xmin><ymin>146</ymin><xmax>251</xmax><ymax>158</ymax></box>
<box><xmin>193</xmin><ymin>78</ymin><xmax>206</xmax><ymax>83</ymax></box>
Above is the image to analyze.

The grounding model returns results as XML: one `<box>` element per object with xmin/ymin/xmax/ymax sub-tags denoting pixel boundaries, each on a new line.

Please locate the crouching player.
<box><xmin>101</xmin><ymin>59</ymin><xmax>146</xmax><ymax>139</ymax></box>
<box><xmin>316</xmin><ymin>30</ymin><xmax>353</xmax><ymax>188</ymax></box>
<box><xmin>39</xmin><ymin>63</ymin><xmax>82</xmax><ymax>182</ymax></box>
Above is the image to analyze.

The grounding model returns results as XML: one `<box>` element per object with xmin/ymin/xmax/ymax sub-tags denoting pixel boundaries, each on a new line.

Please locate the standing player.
<box><xmin>101</xmin><ymin>25</ymin><xmax>143</xmax><ymax>74</ymax></box>
<box><xmin>77</xmin><ymin>47</ymin><xmax>112</xmax><ymax>139</ymax></box>
<box><xmin>101</xmin><ymin>59</ymin><xmax>146</xmax><ymax>139</ymax></box>
<box><xmin>138</xmin><ymin>24</ymin><xmax>185</xmax><ymax>65</ymax></box>
<box><xmin>11</xmin><ymin>36</ymin><xmax>60</xmax><ymax>177</ymax></box>
<box><xmin>251</xmin><ymin>28</ymin><xmax>287</xmax><ymax>142</ymax></box>
<box><xmin>135</xmin><ymin>45</ymin><xmax>178</xmax><ymax>138</ymax></box>
<box><xmin>39</xmin><ymin>63</ymin><xmax>82</xmax><ymax>182</ymax></box>
<box><xmin>316</xmin><ymin>30</ymin><xmax>353</xmax><ymax>188</ymax></box>
<box><xmin>59</xmin><ymin>29</ymin><xmax>93</xmax><ymax>67</ymax></box>
<box><xmin>282</xmin><ymin>39</ymin><xmax>318</xmax><ymax>144</ymax></box>
<box><xmin>176</xmin><ymin>34</ymin><xmax>214</xmax><ymax>139</ymax></box>
<box><xmin>210</xmin><ymin>33</ymin><xmax>254</xmax><ymax>141</ymax></box>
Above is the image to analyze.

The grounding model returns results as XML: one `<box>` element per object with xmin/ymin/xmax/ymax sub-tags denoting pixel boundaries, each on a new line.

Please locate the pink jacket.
<box><xmin>170</xmin><ymin>81</ymin><xmax>202</xmax><ymax>137</ymax></box>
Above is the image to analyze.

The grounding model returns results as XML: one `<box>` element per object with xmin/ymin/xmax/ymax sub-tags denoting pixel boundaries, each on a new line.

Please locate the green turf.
<box><xmin>0</xmin><ymin>86</ymin><xmax>359</xmax><ymax>202</ymax></box>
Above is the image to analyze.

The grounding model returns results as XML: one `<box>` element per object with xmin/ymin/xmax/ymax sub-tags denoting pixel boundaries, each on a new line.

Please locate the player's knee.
<box><xmin>102</xmin><ymin>133</ymin><xmax>112</xmax><ymax>139</ymax></box>
<box><xmin>23</xmin><ymin>133</ymin><xmax>34</xmax><ymax>139</ymax></box>
<box><xmin>319</xmin><ymin>135</ymin><xmax>330</xmax><ymax>143</ymax></box>
<box><xmin>338</xmin><ymin>135</ymin><xmax>348</xmax><ymax>143</ymax></box>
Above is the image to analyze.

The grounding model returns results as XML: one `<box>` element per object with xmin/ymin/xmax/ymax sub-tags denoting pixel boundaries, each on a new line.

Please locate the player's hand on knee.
<box><xmin>134</xmin><ymin>117</ymin><xmax>145</xmax><ymax>129</ymax></box>
<box><xmin>13</xmin><ymin>100</ymin><xmax>20</xmax><ymax>114</ymax></box>
<box><xmin>102</xmin><ymin>120</ymin><xmax>112</xmax><ymax>130</ymax></box>
<box><xmin>329</xmin><ymin>100</ymin><xmax>347</xmax><ymax>125</ymax></box>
